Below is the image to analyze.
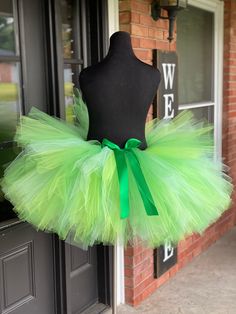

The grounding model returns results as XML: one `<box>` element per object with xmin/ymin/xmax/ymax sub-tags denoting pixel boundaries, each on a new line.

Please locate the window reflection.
<box><xmin>64</xmin><ymin>64</ymin><xmax>81</xmax><ymax>123</ymax></box>
<box><xmin>177</xmin><ymin>6</ymin><xmax>213</xmax><ymax>105</ymax></box>
<box><xmin>61</xmin><ymin>0</ymin><xmax>74</xmax><ymax>59</ymax></box>
<box><xmin>190</xmin><ymin>106</ymin><xmax>214</xmax><ymax>123</ymax></box>
<box><xmin>61</xmin><ymin>0</ymin><xmax>83</xmax><ymax>123</ymax></box>
<box><xmin>0</xmin><ymin>1</ymin><xmax>16</xmax><ymax>55</ymax></box>
<box><xmin>0</xmin><ymin>1</ymin><xmax>20</xmax><ymax>220</ymax></box>
<box><xmin>0</xmin><ymin>62</ymin><xmax>20</xmax><ymax>142</ymax></box>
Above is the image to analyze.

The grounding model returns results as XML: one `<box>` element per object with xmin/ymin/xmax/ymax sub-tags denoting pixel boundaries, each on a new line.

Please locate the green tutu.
<box><xmin>1</xmin><ymin>92</ymin><xmax>232</xmax><ymax>248</ymax></box>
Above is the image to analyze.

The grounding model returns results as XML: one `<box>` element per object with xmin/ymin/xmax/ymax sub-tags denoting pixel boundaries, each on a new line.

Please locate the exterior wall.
<box><xmin>119</xmin><ymin>0</ymin><xmax>236</xmax><ymax>306</ymax></box>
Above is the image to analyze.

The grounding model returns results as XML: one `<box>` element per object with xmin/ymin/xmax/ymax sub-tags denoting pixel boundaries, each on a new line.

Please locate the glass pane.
<box><xmin>0</xmin><ymin>144</ymin><xmax>19</xmax><ymax>221</ymax></box>
<box><xmin>0</xmin><ymin>62</ymin><xmax>21</xmax><ymax>141</ymax></box>
<box><xmin>61</xmin><ymin>0</ymin><xmax>75</xmax><ymax>59</ymax></box>
<box><xmin>0</xmin><ymin>62</ymin><xmax>21</xmax><ymax>218</ymax></box>
<box><xmin>177</xmin><ymin>6</ymin><xmax>213</xmax><ymax>105</ymax></box>
<box><xmin>0</xmin><ymin>0</ymin><xmax>16</xmax><ymax>56</ymax></box>
<box><xmin>64</xmin><ymin>63</ymin><xmax>81</xmax><ymax>122</ymax></box>
<box><xmin>181</xmin><ymin>106</ymin><xmax>214</xmax><ymax>124</ymax></box>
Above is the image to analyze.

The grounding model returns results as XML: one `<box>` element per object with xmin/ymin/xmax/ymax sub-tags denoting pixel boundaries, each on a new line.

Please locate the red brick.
<box><xmin>169</xmin><ymin>264</ymin><xmax>179</xmax><ymax>277</ymax></box>
<box><xmin>125</xmin><ymin>267</ymin><xmax>133</xmax><ymax>278</ymax></box>
<box><xmin>133</xmin><ymin>264</ymin><xmax>153</xmax><ymax>286</ymax></box>
<box><xmin>131</xmin><ymin>12</ymin><xmax>140</xmax><ymax>23</ymax></box>
<box><xmin>133</xmin><ymin>257</ymin><xmax>153</xmax><ymax>277</ymax></box>
<box><xmin>125</xmin><ymin>246</ymin><xmax>134</xmax><ymax>257</ymax></box>
<box><xmin>119</xmin><ymin>0</ymin><xmax>131</xmax><ymax>12</ymax></box>
<box><xmin>125</xmin><ymin>287</ymin><xmax>134</xmax><ymax>300</ymax></box>
<box><xmin>133</xmin><ymin>275</ymin><xmax>154</xmax><ymax>297</ymax></box>
<box><xmin>132</xmin><ymin>294</ymin><xmax>143</xmax><ymax>306</ymax></box>
<box><xmin>131</xmin><ymin>24</ymin><xmax>149</xmax><ymax>36</ymax></box>
<box><xmin>140</xmin><ymin>13</ymin><xmax>156</xmax><ymax>27</ymax></box>
<box><xmin>132</xmin><ymin>245</ymin><xmax>146</xmax><ymax>256</ymax></box>
<box><xmin>133</xmin><ymin>281</ymin><xmax>157</xmax><ymax>306</ymax></box>
<box><xmin>125</xmin><ymin>276</ymin><xmax>134</xmax><ymax>287</ymax></box>
<box><xmin>119</xmin><ymin>11</ymin><xmax>131</xmax><ymax>24</ymax></box>
<box><xmin>133</xmin><ymin>48</ymin><xmax>152</xmax><ymax>61</ymax></box>
<box><xmin>156</xmin><ymin>18</ymin><xmax>169</xmax><ymax>29</ymax></box>
<box><xmin>124</xmin><ymin>255</ymin><xmax>133</xmax><ymax>266</ymax></box>
<box><xmin>139</xmin><ymin>37</ymin><xmax>156</xmax><ymax>49</ymax></box>
<box><xmin>156</xmin><ymin>271</ymin><xmax>170</xmax><ymax>288</ymax></box>
<box><xmin>148</xmin><ymin>28</ymin><xmax>163</xmax><ymax>39</ymax></box>
<box><xmin>131</xmin><ymin>0</ymin><xmax>150</xmax><ymax>14</ymax></box>
<box><xmin>156</xmin><ymin>40</ymin><xmax>170</xmax><ymax>51</ymax></box>
<box><xmin>119</xmin><ymin>24</ymin><xmax>131</xmax><ymax>33</ymax></box>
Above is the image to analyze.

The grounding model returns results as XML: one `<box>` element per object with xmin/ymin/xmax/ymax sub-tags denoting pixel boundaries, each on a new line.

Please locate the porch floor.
<box><xmin>117</xmin><ymin>226</ymin><xmax>236</xmax><ymax>314</ymax></box>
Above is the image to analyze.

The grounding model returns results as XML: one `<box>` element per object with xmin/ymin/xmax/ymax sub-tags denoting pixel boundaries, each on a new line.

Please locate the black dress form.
<box><xmin>79</xmin><ymin>31</ymin><xmax>161</xmax><ymax>148</ymax></box>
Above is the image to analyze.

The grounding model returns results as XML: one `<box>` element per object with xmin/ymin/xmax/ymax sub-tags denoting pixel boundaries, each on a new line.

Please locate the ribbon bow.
<box><xmin>102</xmin><ymin>138</ymin><xmax>159</xmax><ymax>219</ymax></box>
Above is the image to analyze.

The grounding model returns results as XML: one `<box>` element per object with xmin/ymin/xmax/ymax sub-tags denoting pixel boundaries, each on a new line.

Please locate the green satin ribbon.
<box><xmin>102</xmin><ymin>138</ymin><xmax>159</xmax><ymax>219</ymax></box>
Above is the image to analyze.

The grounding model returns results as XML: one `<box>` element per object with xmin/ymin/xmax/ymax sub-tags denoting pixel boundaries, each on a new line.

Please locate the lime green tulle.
<box><xmin>1</xmin><ymin>92</ymin><xmax>233</xmax><ymax>248</ymax></box>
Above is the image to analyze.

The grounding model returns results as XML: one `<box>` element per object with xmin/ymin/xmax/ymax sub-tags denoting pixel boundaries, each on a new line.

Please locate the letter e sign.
<box><xmin>154</xmin><ymin>240</ymin><xmax>177</xmax><ymax>278</ymax></box>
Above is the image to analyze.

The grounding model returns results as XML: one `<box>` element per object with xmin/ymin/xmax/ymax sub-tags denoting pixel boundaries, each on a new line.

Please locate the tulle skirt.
<box><xmin>1</xmin><ymin>93</ymin><xmax>232</xmax><ymax>248</ymax></box>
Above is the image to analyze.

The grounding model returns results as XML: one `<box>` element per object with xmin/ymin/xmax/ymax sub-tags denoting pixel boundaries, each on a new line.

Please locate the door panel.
<box><xmin>66</xmin><ymin>245</ymin><xmax>98</xmax><ymax>313</ymax></box>
<box><xmin>0</xmin><ymin>223</ymin><xmax>55</xmax><ymax>314</ymax></box>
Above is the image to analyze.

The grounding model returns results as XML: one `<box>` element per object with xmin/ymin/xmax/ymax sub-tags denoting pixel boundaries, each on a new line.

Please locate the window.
<box><xmin>177</xmin><ymin>0</ymin><xmax>224</xmax><ymax>158</ymax></box>
<box><xmin>59</xmin><ymin>0</ymin><xmax>108</xmax><ymax>122</ymax></box>
<box><xmin>0</xmin><ymin>0</ymin><xmax>21</xmax><ymax>221</ymax></box>
<box><xmin>0</xmin><ymin>0</ymin><xmax>109</xmax><ymax>224</ymax></box>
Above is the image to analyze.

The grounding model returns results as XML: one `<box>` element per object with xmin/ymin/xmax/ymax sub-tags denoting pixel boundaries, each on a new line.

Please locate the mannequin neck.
<box><xmin>107</xmin><ymin>31</ymin><xmax>135</xmax><ymax>58</ymax></box>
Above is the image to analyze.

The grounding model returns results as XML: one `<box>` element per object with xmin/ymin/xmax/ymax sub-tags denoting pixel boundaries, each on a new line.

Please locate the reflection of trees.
<box><xmin>62</xmin><ymin>24</ymin><xmax>73</xmax><ymax>58</ymax></box>
<box><xmin>0</xmin><ymin>16</ymin><xmax>15</xmax><ymax>52</ymax></box>
<box><xmin>0</xmin><ymin>102</ymin><xmax>19</xmax><ymax>204</ymax></box>
<box><xmin>0</xmin><ymin>102</ymin><xmax>18</xmax><ymax>142</ymax></box>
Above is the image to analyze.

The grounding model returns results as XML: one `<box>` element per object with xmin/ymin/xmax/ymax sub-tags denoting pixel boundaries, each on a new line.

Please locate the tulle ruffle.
<box><xmin>1</xmin><ymin>94</ymin><xmax>232</xmax><ymax>248</ymax></box>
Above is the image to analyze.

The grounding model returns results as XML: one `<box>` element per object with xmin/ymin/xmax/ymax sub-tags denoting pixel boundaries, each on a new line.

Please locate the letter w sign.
<box><xmin>152</xmin><ymin>50</ymin><xmax>178</xmax><ymax>120</ymax></box>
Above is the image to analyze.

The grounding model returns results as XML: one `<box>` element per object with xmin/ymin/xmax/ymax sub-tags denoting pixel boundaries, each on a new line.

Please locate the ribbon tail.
<box><xmin>114</xmin><ymin>150</ymin><xmax>130</xmax><ymax>219</ymax></box>
<box><xmin>127</xmin><ymin>151</ymin><xmax>159</xmax><ymax>216</ymax></box>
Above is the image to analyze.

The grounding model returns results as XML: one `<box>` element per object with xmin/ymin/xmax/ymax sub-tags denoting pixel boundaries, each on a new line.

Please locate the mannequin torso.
<box><xmin>79</xmin><ymin>31</ymin><xmax>161</xmax><ymax>148</ymax></box>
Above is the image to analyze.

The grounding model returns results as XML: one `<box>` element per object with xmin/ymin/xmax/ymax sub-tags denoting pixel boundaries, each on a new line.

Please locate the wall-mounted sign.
<box><xmin>153</xmin><ymin>240</ymin><xmax>178</xmax><ymax>278</ymax></box>
<box><xmin>152</xmin><ymin>50</ymin><xmax>178</xmax><ymax>278</ymax></box>
<box><xmin>153</xmin><ymin>50</ymin><xmax>178</xmax><ymax>119</ymax></box>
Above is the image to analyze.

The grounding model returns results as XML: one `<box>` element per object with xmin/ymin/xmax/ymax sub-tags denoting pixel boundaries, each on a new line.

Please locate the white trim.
<box><xmin>116</xmin><ymin>240</ymin><xmax>125</xmax><ymax>304</ymax></box>
<box><xmin>213</xmin><ymin>0</ymin><xmax>224</xmax><ymax>161</ymax></box>
<box><xmin>107</xmin><ymin>0</ymin><xmax>125</xmax><ymax>307</ymax></box>
<box><xmin>181</xmin><ymin>0</ymin><xmax>224</xmax><ymax>160</ymax></box>
<box><xmin>107</xmin><ymin>0</ymin><xmax>119</xmax><ymax>37</ymax></box>
<box><xmin>188</xmin><ymin>0</ymin><xmax>221</xmax><ymax>12</ymax></box>
<box><xmin>179</xmin><ymin>102</ymin><xmax>215</xmax><ymax>111</ymax></box>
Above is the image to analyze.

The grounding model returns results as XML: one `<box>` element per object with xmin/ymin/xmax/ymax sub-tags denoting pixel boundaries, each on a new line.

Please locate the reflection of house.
<box><xmin>0</xmin><ymin>50</ymin><xmax>15</xmax><ymax>82</ymax></box>
<box><xmin>0</xmin><ymin>0</ymin><xmax>236</xmax><ymax>313</ymax></box>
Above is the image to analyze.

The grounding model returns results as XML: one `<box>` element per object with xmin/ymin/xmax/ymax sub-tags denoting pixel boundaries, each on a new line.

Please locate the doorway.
<box><xmin>0</xmin><ymin>1</ymin><xmax>112</xmax><ymax>313</ymax></box>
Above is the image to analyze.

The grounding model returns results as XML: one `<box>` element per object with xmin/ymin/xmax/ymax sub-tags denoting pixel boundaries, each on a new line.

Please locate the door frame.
<box><xmin>107</xmin><ymin>0</ymin><xmax>126</xmax><ymax>306</ymax></box>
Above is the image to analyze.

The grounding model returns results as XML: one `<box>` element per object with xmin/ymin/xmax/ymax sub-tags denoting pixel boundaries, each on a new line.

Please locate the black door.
<box><xmin>0</xmin><ymin>0</ymin><xmax>55</xmax><ymax>313</ymax></box>
<box><xmin>0</xmin><ymin>224</ymin><xmax>55</xmax><ymax>314</ymax></box>
<box><xmin>0</xmin><ymin>0</ymin><xmax>111</xmax><ymax>313</ymax></box>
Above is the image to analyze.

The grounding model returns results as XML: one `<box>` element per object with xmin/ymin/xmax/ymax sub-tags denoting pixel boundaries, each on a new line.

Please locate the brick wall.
<box><xmin>119</xmin><ymin>0</ymin><xmax>236</xmax><ymax>306</ymax></box>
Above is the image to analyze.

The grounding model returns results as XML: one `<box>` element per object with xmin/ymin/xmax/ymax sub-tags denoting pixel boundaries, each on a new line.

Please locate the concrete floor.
<box><xmin>117</xmin><ymin>227</ymin><xmax>236</xmax><ymax>314</ymax></box>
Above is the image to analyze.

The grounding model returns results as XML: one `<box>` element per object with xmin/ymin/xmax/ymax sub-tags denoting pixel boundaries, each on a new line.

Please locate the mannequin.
<box><xmin>79</xmin><ymin>31</ymin><xmax>161</xmax><ymax>148</ymax></box>
<box><xmin>2</xmin><ymin>31</ymin><xmax>232</xmax><ymax>252</ymax></box>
